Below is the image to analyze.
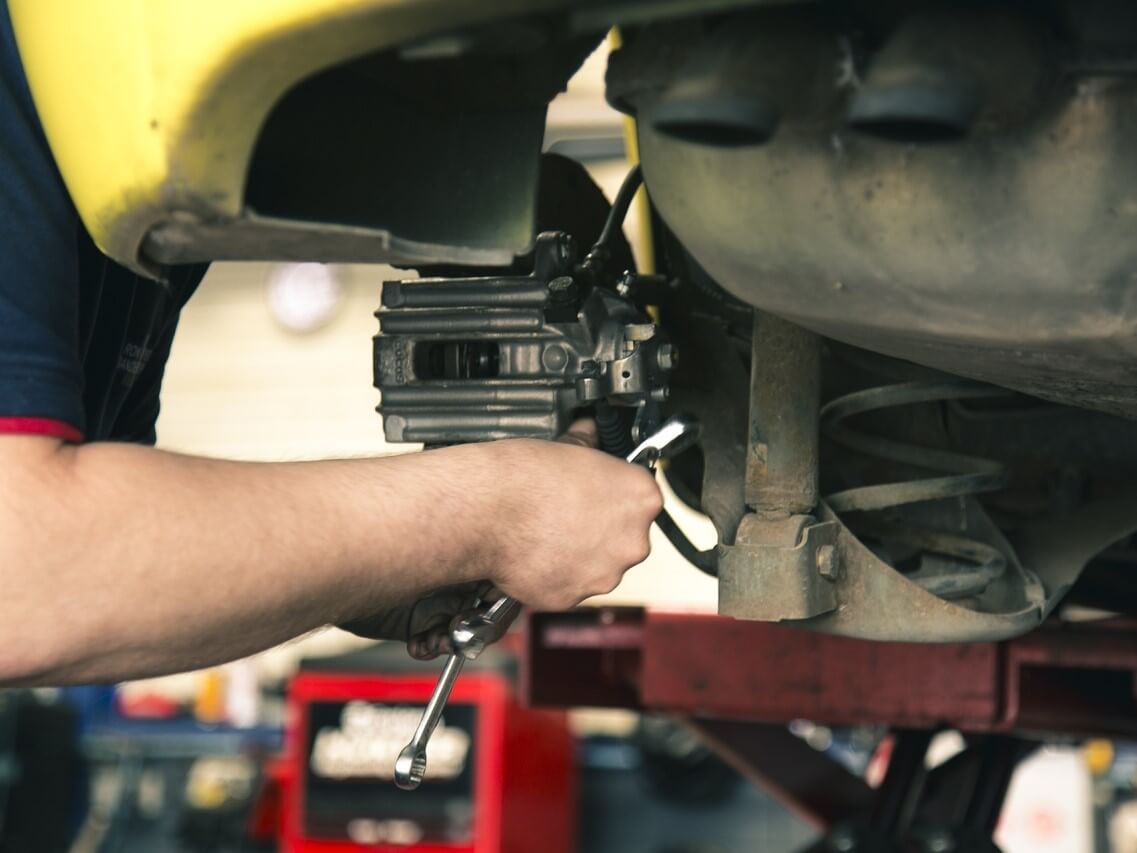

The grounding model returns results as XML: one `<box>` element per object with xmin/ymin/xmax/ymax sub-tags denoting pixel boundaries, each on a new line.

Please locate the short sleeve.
<box><xmin>107</xmin><ymin>290</ymin><xmax>181</xmax><ymax>446</ymax></box>
<box><xmin>0</xmin><ymin>4</ymin><xmax>85</xmax><ymax>440</ymax></box>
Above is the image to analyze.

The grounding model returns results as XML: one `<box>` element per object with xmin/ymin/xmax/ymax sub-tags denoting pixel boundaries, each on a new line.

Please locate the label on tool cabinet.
<box><xmin>304</xmin><ymin>700</ymin><xmax>477</xmax><ymax>844</ymax></box>
<box><xmin>996</xmin><ymin>748</ymin><xmax>1092</xmax><ymax>853</ymax></box>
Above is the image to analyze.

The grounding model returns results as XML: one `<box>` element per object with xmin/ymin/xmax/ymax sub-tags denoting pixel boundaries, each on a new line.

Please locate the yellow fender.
<box><xmin>9</xmin><ymin>0</ymin><xmax>603</xmax><ymax>277</ymax></box>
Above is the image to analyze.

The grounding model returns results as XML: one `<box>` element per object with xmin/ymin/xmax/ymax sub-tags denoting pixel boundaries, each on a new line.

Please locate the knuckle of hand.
<box><xmin>556</xmin><ymin>591</ymin><xmax>582</xmax><ymax>610</ymax></box>
<box><xmin>537</xmin><ymin>587</ymin><xmax>572</xmax><ymax>611</ymax></box>
<box><xmin>623</xmin><ymin>529</ymin><xmax>651</xmax><ymax>561</ymax></box>
<box><xmin>584</xmin><ymin>566</ymin><xmax>617</xmax><ymax>598</ymax></box>
<box><xmin>637</xmin><ymin>538</ymin><xmax>653</xmax><ymax>564</ymax></box>
<box><xmin>635</xmin><ymin>472</ymin><xmax>663</xmax><ymax>508</ymax></box>
<box><xmin>588</xmin><ymin>579</ymin><xmax>615</xmax><ymax>598</ymax></box>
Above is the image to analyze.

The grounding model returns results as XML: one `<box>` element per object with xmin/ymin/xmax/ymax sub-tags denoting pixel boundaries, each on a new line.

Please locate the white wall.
<box><xmin>156</xmin><ymin>261</ymin><xmax>395</xmax><ymax>462</ymax></box>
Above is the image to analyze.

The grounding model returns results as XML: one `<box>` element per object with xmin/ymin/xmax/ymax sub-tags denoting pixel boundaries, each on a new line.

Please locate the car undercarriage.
<box><xmin>11</xmin><ymin>1</ymin><xmax>1137</xmax><ymax>849</ymax></box>
<box><xmin>363</xmin><ymin>0</ymin><xmax>1137</xmax><ymax>644</ymax></box>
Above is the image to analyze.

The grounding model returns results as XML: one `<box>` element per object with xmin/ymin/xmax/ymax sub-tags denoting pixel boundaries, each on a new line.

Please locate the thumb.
<box><xmin>559</xmin><ymin>418</ymin><xmax>598</xmax><ymax>449</ymax></box>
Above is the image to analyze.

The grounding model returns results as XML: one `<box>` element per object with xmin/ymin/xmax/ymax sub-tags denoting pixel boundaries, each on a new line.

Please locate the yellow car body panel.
<box><xmin>7</xmin><ymin>0</ymin><xmax>585</xmax><ymax>276</ymax></box>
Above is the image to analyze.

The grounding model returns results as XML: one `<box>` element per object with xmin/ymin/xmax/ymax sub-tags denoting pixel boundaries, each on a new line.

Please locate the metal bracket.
<box><xmin>719</xmin><ymin>515</ymin><xmax>839</xmax><ymax>621</ymax></box>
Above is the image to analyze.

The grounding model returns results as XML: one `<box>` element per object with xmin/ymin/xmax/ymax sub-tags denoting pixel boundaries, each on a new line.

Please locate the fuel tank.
<box><xmin>619</xmin><ymin>5</ymin><xmax>1137</xmax><ymax>416</ymax></box>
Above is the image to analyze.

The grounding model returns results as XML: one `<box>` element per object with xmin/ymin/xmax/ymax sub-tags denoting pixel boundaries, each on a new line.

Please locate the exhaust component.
<box><xmin>847</xmin><ymin>6</ymin><xmax>1054</xmax><ymax>142</ymax></box>
<box><xmin>609</xmin><ymin>12</ymin><xmax>841</xmax><ymax>148</ymax></box>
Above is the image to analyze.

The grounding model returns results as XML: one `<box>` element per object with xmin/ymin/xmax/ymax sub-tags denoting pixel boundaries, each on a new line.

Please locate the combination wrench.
<box><xmin>393</xmin><ymin>413</ymin><xmax>701</xmax><ymax>791</ymax></box>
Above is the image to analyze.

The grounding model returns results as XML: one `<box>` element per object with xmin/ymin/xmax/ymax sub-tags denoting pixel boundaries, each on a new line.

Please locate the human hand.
<box><xmin>340</xmin><ymin>418</ymin><xmax>661</xmax><ymax>657</ymax></box>
<box><xmin>339</xmin><ymin>580</ymin><xmax>508</xmax><ymax>660</ymax></box>
<box><xmin>480</xmin><ymin>418</ymin><xmax>663</xmax><ymax>610</ymax></box>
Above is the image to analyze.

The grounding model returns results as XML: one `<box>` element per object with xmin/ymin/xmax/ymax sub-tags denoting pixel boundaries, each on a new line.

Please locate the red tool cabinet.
<box><xmin>280</xmin><ymin>662</ymin><xmax>575</xmax><ymax>853</ymax></box>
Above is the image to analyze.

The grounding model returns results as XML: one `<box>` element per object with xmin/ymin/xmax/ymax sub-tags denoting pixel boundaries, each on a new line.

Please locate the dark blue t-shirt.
<box><xmin>0</xmin><ymin>2</ymin><xmax>205</xmax><ymax>444</ymax></box>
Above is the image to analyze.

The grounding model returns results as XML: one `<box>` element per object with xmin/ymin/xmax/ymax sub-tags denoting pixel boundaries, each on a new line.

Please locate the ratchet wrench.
<box><xmin>394</xmin><ymin>413</ymin><xmax>701</xmax><ymax>791</ymax></box>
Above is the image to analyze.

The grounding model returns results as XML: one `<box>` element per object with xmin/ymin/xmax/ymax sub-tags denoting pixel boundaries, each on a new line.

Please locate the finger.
<box><xmin>476</xmin><ymin>581</ymin><xmax>505</xmax><ymax>603</ymax></box>
<box><xmin>408</xmin><ymin>627</ymin><xmax>454</xmax><ymax>660</ymax></box>
<box><xmin>559</xmin><ymin>418</ymin><xmax>598</xmax><ymax>449</ymax></box>
<box><xmin>408</xmin><ymin>639</ymin><xmax>441</xmax><ymax>661</ymax></box>
<box><xmin>407</xmin><ymin>637</ymin><xmax>438</xmax><ymax>660</ymax></box>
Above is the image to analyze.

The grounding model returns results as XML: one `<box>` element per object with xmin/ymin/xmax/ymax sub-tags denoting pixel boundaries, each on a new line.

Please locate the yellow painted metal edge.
<box><xmin>10</xmin><ymin>0</ymin><xmax>607</xmax><ymax>277</ymax></box>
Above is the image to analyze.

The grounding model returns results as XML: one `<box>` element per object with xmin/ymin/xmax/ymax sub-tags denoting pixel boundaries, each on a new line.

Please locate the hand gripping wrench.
<box><xmin>393</xmin><ymin>413</ymin><xmax>701</xmax><ymax>791</ymax></box>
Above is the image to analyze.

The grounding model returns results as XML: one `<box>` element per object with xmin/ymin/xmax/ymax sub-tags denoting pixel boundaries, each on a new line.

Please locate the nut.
<box><xmin>816</xmin><ymin>544</ymin><xmax>839</xmax><ymax>580</ymax></box>
<box><xmin>624</xmin><ymin>323</ymin><xmax>656</xmax><ymax>342</ymax></box>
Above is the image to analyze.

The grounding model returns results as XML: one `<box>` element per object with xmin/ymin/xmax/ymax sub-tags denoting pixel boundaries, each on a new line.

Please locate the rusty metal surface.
<box><xmin>719</xmin><ymin>515</ymin><xmax>839</xmax><ymax>620</ymax></box>
<box><xmin>1001</xmin><ymin>620</ymin><xmax>1137</xmax><ymax>735</ymax></box>
<box><xmin>525</xmin><ymin>608</ymin><xmax>1137</xmax><ymax>737</ymax></box>
<box><xmin>640</xmin><ymin>613</ymin><xmax>1000</xmax><ymax>729</ymax></box>
<box><xmin>746</xmin><ymin>311</ymin><xmax>820</xmax><ymax>513</ymax></box>
<box><xmin>797</xmin><ymin>487</ymin><xmax>1137</xmax><ymax>643</ymax></box>
<box><xmin>800</xmin><ymin>500</ymin><xmax>1046</xmax><ymax>643</ymax></box>
<box><xmin>523</xmin><ymin>608</ymin><xmax>645</xmax><ymax>711</ymax></box>
<box><xmin>719</xmin><ymin>310</ymin><xmax>832</xmax><ymax>620</ymax></box>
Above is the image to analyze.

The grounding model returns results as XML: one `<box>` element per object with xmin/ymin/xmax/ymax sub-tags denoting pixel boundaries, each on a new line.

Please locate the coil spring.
<box><xmin>821</xmin><ymin>380</ymin><xmax>1012</xmax><ymax>600</ymax></box>
<box><xmin>595</xmin><ymin>402</ymin><xmax>635</xmax><ymax>458</ymax></box>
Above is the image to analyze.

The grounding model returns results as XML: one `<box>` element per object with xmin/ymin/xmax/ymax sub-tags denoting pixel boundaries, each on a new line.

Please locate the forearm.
<box><xmin>0</xmin><ymin>439</ymin><xmax>496</xmax><ymax>685</ymax></box>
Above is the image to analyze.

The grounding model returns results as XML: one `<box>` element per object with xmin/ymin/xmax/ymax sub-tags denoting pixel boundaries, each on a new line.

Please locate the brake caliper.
<box><xmin>374</xmin><ymin>231</ymin><xmax>673</xmax><ymax>445</ymax></box>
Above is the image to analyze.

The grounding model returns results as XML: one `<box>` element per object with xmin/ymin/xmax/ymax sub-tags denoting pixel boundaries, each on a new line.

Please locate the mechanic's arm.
<box><xmin>0</xmin><ymin>423</ymin><xmax>661</xmax><ymax>686</ymax></box>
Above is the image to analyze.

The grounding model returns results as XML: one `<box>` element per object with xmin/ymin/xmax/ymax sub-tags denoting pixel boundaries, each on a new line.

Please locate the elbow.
<box><xmin>0</xmin><ymin>544</ymin><xmax>65</xmax><ymax>685</ymax></box>
<box><xmin>0</xmin><ymin>553</ymin><xmax>87</xmax><ymax>686</ymax></box>
<box><xmin>0</xmin><ymin>586</ymin><xmax>90</xmax><ymax>686</ymax></box>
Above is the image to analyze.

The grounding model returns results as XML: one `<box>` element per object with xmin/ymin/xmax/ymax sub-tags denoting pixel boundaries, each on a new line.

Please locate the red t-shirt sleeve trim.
<box><xmin>0</xmin><ymin>417</ymin><xmax>84</xmax><ymax>443</ymax></box>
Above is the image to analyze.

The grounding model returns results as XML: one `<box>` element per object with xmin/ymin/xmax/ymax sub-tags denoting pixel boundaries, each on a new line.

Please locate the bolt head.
<box><xmin>656</xmin><ymin>344</ymin><xmax>677</xmax><ymax>371</ymax></box>
<box><xmin>816</xmin><ymin>544</ymin><xmax>838</xmax><ymax>579</ymax></box>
